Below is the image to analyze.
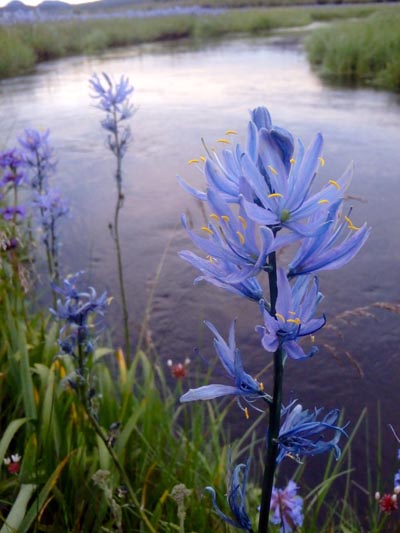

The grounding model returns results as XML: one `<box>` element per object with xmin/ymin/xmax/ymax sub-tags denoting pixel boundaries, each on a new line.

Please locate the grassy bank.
<box><xmin>305</xmin><ymin>10</ymin><xmax>400</xmax><ymax>91</ymax></box>
<box><xmin>1</xmin><ymin>3</ymin><xmax>400</xmax><ymax>80</ymax></box>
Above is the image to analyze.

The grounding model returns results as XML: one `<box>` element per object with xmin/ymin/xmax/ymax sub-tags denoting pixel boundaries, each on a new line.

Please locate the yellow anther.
<box><xmin>106</xmin><ymin>296</ymin><xmax>114</xmax><ymax>306</ymax></box>
<box><xmin>288</xmin><ymin>310</ymin><xmax>296</xmax><ymax>315</ymax></box>
<box><xmin>328</xmin><ymin>179</ymin><xmax>340</xmax><ymax>190</ymax></box>
<box><xmin>311</xmin><ymin>335</ymin><xmax>316</xmax><ymax>343</ymax></box>
<box><xmin>318</xmin><ymin>199</ymin><xmax>329</xmax><ymax>204</ymax></box>
<box><xmin>244</xmin><ymin>407</ymin><xmax>250</xmax><ymax>420</ymax></box>
<box><xmin>344</xmin><ymin>216</ymin><xmax>360</xmax><ymax>230</ymax></box>
<box><xmin>238</xmin><ymin>215</ymin><xmax>247</xmax><ymax>229</ymax></box>
<box><xmin>217</xmin><ymin>138</ymin><xmax>230</xmax><ymax>144</ymax></box>
<box><xmin>209</xmin><ymin>213</ymin><xmax>219</xmax><ymax>221</ymax></box>
<box><xmin>287</xmin><ymin>318</ymin><xmax>301</xmax><ymax>325</ymax></box>
<box><xmin>268</xmin><ymin>165</ymin><xmax>278</xmax><ymax>175</ymax></box>
<box><xmin>259</xmin><ymin>382</ymin><xmax>264</xmax><ymax>392</ymax></box>
<box><xmin>275</xmin><ymin>313</ymin><xmax>286</xmax><ymax>322</ymax></box>
<box><xmin>221</xmin><ymin>215</ymin><xmax>230</xmax><ymax>223</ymax></box>
<box><xmin>188</xmin><ymin>158</ymin><xmax>200</xmax><ymax>165</ymax></box>
<box><xmin>200</xmin><ymin>156</ymin><xmax>206</xmax><ymax>162</ymax></box>
<box><xmin>268</xmin><ymin>193</ymin><xmax>283</xmax><ymax>199</ymax></box>
<box><xmin>236</xmin><ymin>231</ymin><xmax>245</xmax><ymax>245</ymax></box>
<box><xmin>225</xmin><ymin>129</ymin><xmax>238</xmax><ymax>135</ymax></box>
<box><xmin>319</xmin><ymin>156</ymin><xmax>326</xmax><ymax>167</ymax></box>
<box><xmin>201</xmin><ymin>226</ymin><xmax>213</xmax><ymax>235</ymax></box>
<box><xmin>207</xmin><ymin>255</ymin><xmax>216</xmax><ymax>263</ymax></box>
<box><xmin>290</xmin><ymin>158</ymin><xmax>296</xmax><ymax>164</ymax></box>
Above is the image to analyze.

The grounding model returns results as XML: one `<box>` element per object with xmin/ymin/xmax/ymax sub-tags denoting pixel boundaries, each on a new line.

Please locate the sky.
<box><xmin>0</xmin><ymin>0</ymin><xmax>99</xmax><ymax>7</ymax></box>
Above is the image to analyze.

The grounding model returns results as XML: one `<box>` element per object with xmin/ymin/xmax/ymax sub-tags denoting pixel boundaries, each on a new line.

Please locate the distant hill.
<box><xmin>2</xmin><ymin>0</ymin><xmax>31</xmax><ymax>11</ymax></box>
<box><xmin>38</xmin><ymin>0</ymin><xmax>73</xmax><ymax>10</ymax></box>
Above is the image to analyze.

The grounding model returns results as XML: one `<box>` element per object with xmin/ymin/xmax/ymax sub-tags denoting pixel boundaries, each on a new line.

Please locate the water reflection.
<box><xmin>1</xmin><ymin>34</ymin><xmax>399</xmax><ymax>494</ymax></box>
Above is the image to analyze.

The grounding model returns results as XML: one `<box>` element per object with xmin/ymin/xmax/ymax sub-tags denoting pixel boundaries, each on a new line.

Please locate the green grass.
<box><xmin>0</xmin><ymin>242</ymin><xmax>397</xmax><ymax>531</ymax></box>
<box><xmin>0</xmin><ymin>3</ymin><xmax>399</xmax><ymax>81</ymax></box>
<box><xmin>305</xmin><ymin>10</ymin><xmax>400</xmax><ymax>91</ymax></box>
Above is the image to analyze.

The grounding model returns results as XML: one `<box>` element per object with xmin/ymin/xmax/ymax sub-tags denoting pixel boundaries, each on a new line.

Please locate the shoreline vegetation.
<box><xmin>0</xmin><ymin>2</ymin><xmax>400</xmax><ymax>91</ymax></box>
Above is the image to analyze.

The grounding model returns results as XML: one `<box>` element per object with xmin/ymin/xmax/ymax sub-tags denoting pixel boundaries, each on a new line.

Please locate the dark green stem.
<box><xmin>258</xmin><ymin>250</ymin><xmax>284</xmax><ymax>533</ymax></box>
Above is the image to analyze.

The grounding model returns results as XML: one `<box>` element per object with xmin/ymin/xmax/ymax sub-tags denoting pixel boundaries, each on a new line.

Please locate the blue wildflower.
<box><xmin>270</xmin><ymin>480</ymin><xmax>303</xmax><ymax>533</ymax></box>
<box><xmin>178</xmin><ymin>106</ymin><xmax>291</xmax><ymax>204</ymax></box>
<box><xmin>90</xmin><ymin>72</ymin><xmax>134</xmax><ymax>115</ymax></box>
<box><xmin>288</xmin><ymin>200</ymin><xmax>370</xmax><ymax>276</ymax></box>
<box><xmin>180</xmin><ymin>320</ymin><xmax>269</xmax><ymax>404</ymax></box>
<box><xmin>50</xmin><ymin>273</ymin><xmax>108</xmax><ymax>356</ymax></box>
<box><xmin>18</xmin><ymin>129</ymin><xmax>56</xmax><ymax>193</ymax></box>
<box><xmin>179</xmin><ymin>249</ymin><xmax>265</xmax><ymax>301</ymax></box>
<box><xmin>276</xmin><ymin>402</ymin><xmax>347</xmax><ymax>463</ymax></box>
<box><xmin>179</xmin><ymin>184</ymin><xmax>299</xmax><ymax>291</ymax></box>
<box><xmin>240</xmin><ymin>126</ymin><xmax>352</xmax><ymax>236</ymax></box>
<box><xmin>89</xmin><ymin>73</ymin><xmax>134</xmax><ymax>160</ymax></box>
<box><xmin>205</xmin><ymin>457</ymin><xmax>253</xmax><ymax>532</ymax></box>
<box><xmin>257</xmin><ymin>268</ymin><xmax>325</xmax><ymax>360</ymax></box>
<box><xmin>33</xmin><ymin>190</ymin><xmax>69</xmax><ymax>230</ymax></box>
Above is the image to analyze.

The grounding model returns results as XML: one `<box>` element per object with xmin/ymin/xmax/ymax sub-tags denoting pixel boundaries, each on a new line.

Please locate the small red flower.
<box><xmin>171</xmin><ymin>363</ymin><xmax>186</xmax><ymax>379</ymax></box>
<box><xmin>167</xmin><ymin>358</ymin><xmax>191</xmax><ymax>380</ymax></box>
<box><xmin>7</xmin><ymin>462</ymin><xmax>20</xmax><ymax>475</ymax></box>
<box><xmin>3</xmin><ymin>454</ymin><xmax>21</xmax><ymax>475</ymax></box>
<box><xmin>379</xmin><ymin>494</ymin><xmax>398</xmax><ymax>514</ymax></box>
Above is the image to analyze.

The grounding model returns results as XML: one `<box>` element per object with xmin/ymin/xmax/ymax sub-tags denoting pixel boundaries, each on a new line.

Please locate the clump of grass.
<box><xmin>0</xmin><ymin>28</ymin><xmax>36</xmax><ymax>78</ymax></box>
<box><xmin>305</xmin><ymin>10</ymin><xmax>400</xmax><ymax>91</ymax></box>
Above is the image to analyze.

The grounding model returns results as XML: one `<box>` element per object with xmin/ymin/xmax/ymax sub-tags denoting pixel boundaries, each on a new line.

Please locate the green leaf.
<box><xmin>0</xmin><ymin>483</ymin><xmax>37</xmax><ymax>533</ymax></box>
<box><xmin>0</xmin><ymin>418</ymin><xmax>29</xmax><ymax>466</ymax></box>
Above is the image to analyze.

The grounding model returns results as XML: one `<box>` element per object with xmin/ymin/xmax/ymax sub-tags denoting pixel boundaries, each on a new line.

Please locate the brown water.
<box><xmin>1</xmin><ymin>34</ymin><xmax>399</xmax><ymax>496</ymax></box>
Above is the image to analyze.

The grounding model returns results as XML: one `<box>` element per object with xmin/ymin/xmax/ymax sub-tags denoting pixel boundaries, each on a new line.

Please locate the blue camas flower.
<box><xmin>178</xmin><ymin>106</ymin><xmax>289</xmax><ymax>204</ymax></box>
<box><xmin>276</xmin><ymin>402</ymin><xmax>347</xmax><ymax>463</ymax></box>
<box><xmin>288</xmin><ymin>200</ymin><xmax>371</xmax><ymax>276</ymax></box>
<box><xmin>33</xmin><ymin>189</ymin><xmax>69</xmax><ymax>231</ymax></box>
<box><xmin>89</xmin><ymin>73</ymin><xmax>134</xmax><ymax>161</ymax></box>
<box><xmin>18</xmin><ymin>129</ymin><xmax>56</xmax><ymax>193</ymax></box>
<box><xmin>240</xmin><ymin>129</ymin><xmax>353</xmax><ymax>236</ymax></box>
<box><xmin>50</xmin><ymin>273</ymin><xmax>108</xmax><ymax>356</ymax></box>
<box><xmin>257</xmin><ymin>268</ymin><xmax>325</xmax><ymax>360</ymax></box>
<box><xmin>180</xmin><ymin>186</ymin><xmax>298</xmax><ymax>295</ymax></box>
<box><xmin>206</xmin><ymin>457</ymin><xmax>253</xmax><ymax>532</ymax></box>
<box><xmin>270</xmin><ymin>480</ymin><xmax>303</xmax><ymax>533</ymax></box>
<box><xmin>180</xmin><ymin>320</ymin><xmax>269</xmax><ymax>404</ymax></box>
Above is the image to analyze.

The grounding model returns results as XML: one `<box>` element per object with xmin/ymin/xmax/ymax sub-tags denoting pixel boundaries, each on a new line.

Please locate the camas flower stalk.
<box><xmin>50</xmin><ymin>273</ymin><xmax>156</xmax><ymax>532</ymax></box>
<box><xmin>89</xmin><ymin>72</ymin><xmax>134</xmax><ymax>356</ymax></box>
<box><xmin>178</xmin><ymin>106</ymin><xmax>369</xmax><ymax>533</ymax></box>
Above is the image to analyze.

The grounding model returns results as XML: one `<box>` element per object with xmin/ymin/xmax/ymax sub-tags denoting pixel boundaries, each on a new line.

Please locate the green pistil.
<box><xmin>281</xmin><ymin>209</ymin><xmax>290</xmax><ymax>222</ymax></box>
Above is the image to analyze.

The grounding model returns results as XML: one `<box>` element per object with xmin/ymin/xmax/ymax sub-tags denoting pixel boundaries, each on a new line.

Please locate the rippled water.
<box><xmin>1</xmin><ymin>34</ymin><xmax>399</xmax><ymax>493</ymax></box>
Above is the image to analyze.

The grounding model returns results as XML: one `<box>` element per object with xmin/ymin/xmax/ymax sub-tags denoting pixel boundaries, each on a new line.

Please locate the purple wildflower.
<box><xmin>18</xmin><ymin>129</ymin><xmax>57</xmax><ymax>192</ymax></box>
<box><xmin>0</xmin><ymin>149</ymin><xmax>26</xmax><ymax>188</ymax></box>
<box><xmin>0</xmin><ymin>206</ymin><xmax>26</xmax><ymax>221</ymax></box>
<box><xmin>270</xmin><ymin>480</ymin><xmax>303</xmax><ymax>533</ymax></box>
